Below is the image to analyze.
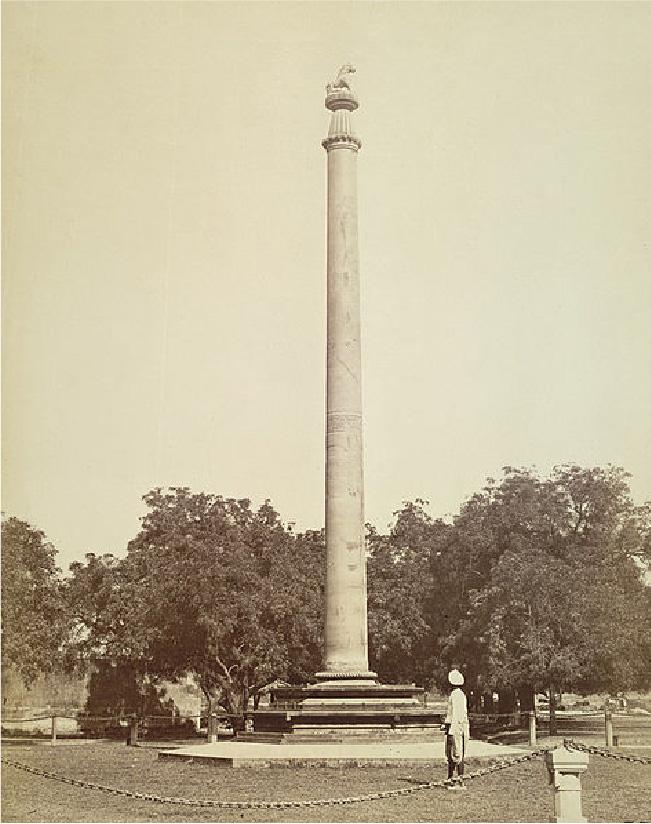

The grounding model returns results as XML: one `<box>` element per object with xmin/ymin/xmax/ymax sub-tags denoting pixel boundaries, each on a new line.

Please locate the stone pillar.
<box><xmin>604</xmin><ymin>709</ymin><xmax>613</xmax><ymax>747</ymax></box>
<box><xmin>317</xmin><ymin>67</ymin><xmax>375</xmax><ymax>681</ymax></box>
<box><xmin>545</xmin><ymin>746</ymin><xmax>590</xmax><ymax>823</ymax></box>
<box><xmin>128</xmin><ymin>715</ymin><xmax>139</xmax><ymax>746</ymax></box>
<box><xmin>528</xmin><ymin>711</ymin><xmax>537</xmax><ymax>747</ymax></box>
<box><xmin>241</xmin><ymin>67</ymin><xmax>441</xmax><ymax>737</ymax></box>
<box><xmin>209</xmin><ymin>711</ymin><xmax>218</xmax><ymax>743</ymax></box>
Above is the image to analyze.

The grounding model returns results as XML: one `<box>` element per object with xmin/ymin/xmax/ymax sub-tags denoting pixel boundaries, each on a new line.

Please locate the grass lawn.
<box><xmin>1</xmin><ymin>739</ymin><xmax>649</xmax><ymax>823</ymax></box>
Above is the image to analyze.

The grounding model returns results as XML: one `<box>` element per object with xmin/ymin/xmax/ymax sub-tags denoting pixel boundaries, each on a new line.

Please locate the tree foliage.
<box><xmin>438</xmin><ymin>465</ymin><xmax>651</xmax><ymax>702</ymax></box>
<box><xmin>1</xmin><ymin>517</ymin><xmax>69</xmax><ymax>683</ymax></box>
<box><xmin>5</xmin><ymin>464</ymin><xmax>649</xmax><ymax>714</ymax></box>
<box><xmin>66</xmin><ymin>489</ymin><xmax>325</xmax><ymax>714</ymax></box>
<box><xmin>367</xmin><ymin>500</ymin><xmax>449</xmax><ymax>684</ymax></box>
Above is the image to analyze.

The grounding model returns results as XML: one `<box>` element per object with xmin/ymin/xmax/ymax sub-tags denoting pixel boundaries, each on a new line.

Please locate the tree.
<box><xmin>1</xmin><ymin>517</ymin><xmax>69</xmax><ymax>683</ymax></box>
<box><xmin>65</xmin><ymin>552</ymin><xmax>128</xmax><ymax>663</ymax></box>
<box><xmin>367</xmin><ymin>500</ymin><xmax>449</xmax><ymax>684</ymax></box>
<box><xmin>83</xmin><ymin>659</ymin><xmax>176</xmax><ymax>718</ymax></box>
<box><xmin>437</xmin><ymin>465</ymin><xmax>651</xmax><ymax>729</ymax></box>
<box><xmin>67</xmin><ymin>489</ymin><xmax>324</xmax><ymax>717</ymax></box>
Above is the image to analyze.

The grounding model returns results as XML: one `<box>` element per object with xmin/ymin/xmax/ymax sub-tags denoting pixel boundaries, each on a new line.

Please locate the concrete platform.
<box><xmin>158</xmin><ymin>738</ymin><xmax>527</xmax><ymax>768</ymax></box>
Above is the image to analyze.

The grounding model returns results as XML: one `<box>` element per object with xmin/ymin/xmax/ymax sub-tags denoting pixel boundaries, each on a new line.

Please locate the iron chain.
<box><xmin>1</xmin><ymin>748</ymin><xmax>554</xmax><ymax>809</ymax></box>
<box><xmin>563</xmin><ymin>738</ymin><xmax>651</xmax><ymax>765</ymax></box>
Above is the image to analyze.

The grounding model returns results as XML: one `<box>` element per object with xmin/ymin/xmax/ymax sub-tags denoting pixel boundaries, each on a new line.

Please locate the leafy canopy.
<box><xmin>67</xmin><ymin>489</ymin><xmax>325</xmax><ymax>712</ymax></box>
<box><xmin>1</xmin><ymin>517</ymin><xmax>69</xmax><ymax>683</ymax></box>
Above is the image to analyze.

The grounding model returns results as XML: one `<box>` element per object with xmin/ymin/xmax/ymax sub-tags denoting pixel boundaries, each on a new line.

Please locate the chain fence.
<box><xmin>1</xmin><ymin>746</ymin><xmax>558</xmax><ymax>810</ymax></box>
<box><xmin>1</xmin><ymin>709</ymin><xmax>638</xmax><ymax>724</ymax></box>
<box><xmin>1</xmin><ymin>713</ymin><xmax>244</xmax><ymax>723</ymax></box>
<box><xmin>3</xmin><ymin>714</ymin><xmax>212</xmax><ymax>723</ymax></box>
<box><xmin>563</xmin><ymin>738</ymin><xmax>651</xmax><ymax>765</ymax></box>
<box><xmin>3</xmin><ymin>736</ymin><xmax>649</xmax><ymax>810</ymax></box>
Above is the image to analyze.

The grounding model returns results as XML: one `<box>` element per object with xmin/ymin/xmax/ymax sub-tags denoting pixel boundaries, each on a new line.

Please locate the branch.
<box><xmin>215</xmin><ymin>654</ymin><xmax>236</xmax><ymax>681</ymax></box>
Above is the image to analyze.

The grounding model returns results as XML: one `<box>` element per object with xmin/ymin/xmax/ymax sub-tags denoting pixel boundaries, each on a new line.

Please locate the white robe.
<box><xmin>445</xmin><ymin>687</ymin><xmax>470</xmax><ymax>761</ymax></box>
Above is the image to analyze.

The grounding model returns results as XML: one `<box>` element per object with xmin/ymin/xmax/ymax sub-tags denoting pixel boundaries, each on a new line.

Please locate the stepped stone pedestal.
<box><xmin>246</xmin><ymin>681</ymin><xmax>441</xmax><ymax>743</ymax></box>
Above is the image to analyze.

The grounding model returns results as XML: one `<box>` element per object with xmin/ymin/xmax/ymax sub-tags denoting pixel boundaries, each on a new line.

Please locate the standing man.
<box><xmin>442</xmin><ymin>669</ymin><xmax>470</xmax><ymax>789</ymax></box>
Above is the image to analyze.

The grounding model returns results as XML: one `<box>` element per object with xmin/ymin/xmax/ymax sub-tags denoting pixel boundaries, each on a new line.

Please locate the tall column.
<box><xmin>318</xmin><ymin>66</ymin><xmax>375</xmax><ymax>681</ymax></box>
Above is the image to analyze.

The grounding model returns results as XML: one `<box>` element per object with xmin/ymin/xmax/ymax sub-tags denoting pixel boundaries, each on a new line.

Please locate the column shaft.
<box><xmin>324</xmin><ymin>143</ymin><xmax>368</xmax><ymax>675</ymax></box>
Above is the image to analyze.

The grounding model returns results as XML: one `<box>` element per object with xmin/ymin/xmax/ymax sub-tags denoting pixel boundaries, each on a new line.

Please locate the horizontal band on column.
<box><xmin>322</xmin><ymin>135</ymin><xmax>361</xmax><ymax>151</ymax></box>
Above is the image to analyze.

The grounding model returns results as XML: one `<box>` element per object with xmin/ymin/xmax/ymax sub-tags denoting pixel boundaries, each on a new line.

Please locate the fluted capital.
<box><xmin>323</xmin><ymin>65</ymin><xmax>361</xmax><ymax>152</ymax></box>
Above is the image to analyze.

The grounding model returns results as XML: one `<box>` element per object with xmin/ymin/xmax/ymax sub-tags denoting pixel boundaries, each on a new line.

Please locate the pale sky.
<box><xmin>3</xmin><ymin>1</ymin><xmax>651</xmax><ymax>573</ymax></box>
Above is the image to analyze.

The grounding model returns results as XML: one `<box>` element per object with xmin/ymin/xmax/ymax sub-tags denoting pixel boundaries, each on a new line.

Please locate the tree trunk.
<box><xmin>518</xmin><ymin>685</ymin><xmax>535</xmax><ymax>712</ymax></box>
<box><xmin>549</xmin><ymin>681</ymin><xmax>558</xmax><ymax>736</ymax></box>
<box><xmin>497</xmin><ymin>687</ymin><xmax>516</xmax><ymax>714</ymax></box>
<box><xmin>243</xmin><ymin>674</ymin><xmax>249</xmax><ymax>715</ymax></box>
<box><xmin>482</xmin><ymin>691</ymin><xmax>495</xmax><ymax>713</ymax></box>
<box><xmin>518</xmin><ymin>684</ymin><xmax>535</xmax><ymax>728</ymax></box>
<box><xmin>206</xmin><ymin>694</ymin><xmax>216</xmax><ymax>740</ymax></box>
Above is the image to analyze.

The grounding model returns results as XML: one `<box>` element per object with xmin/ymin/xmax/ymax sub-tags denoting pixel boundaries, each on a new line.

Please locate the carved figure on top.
<box><xmin>327</xmin><ymin>64</ymin><xmax>357</xmax><ymax>94</ymax></box>
<box><xmin>324</xmin><ymin>63</ymin><xmax>359</xmax><ymax>117</ymax></box>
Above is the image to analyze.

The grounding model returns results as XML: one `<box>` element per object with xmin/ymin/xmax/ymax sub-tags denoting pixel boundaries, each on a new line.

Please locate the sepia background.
<box><xmin>3</xmin><ymin>0</ymin><xmax>651</xmax><ymax>572</ymax></box>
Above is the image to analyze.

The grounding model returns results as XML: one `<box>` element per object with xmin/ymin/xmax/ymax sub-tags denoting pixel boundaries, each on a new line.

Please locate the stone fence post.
<box><xmin>545</xmin><ymin>746</ymin><xmax>590</xmax><ymax>823</ymax></box>
<box><xmin>128</xmin><ymin>715</ymin><xmax>139</xmax><ymax>746</ymax></box>
<box><xmin>528</xmin><ymin>711</ymin><xmax>537</xmax><ymax>747</ymax></box>
<box><xmin>209</xmin><ymin>712</ymin><xmax>218</xmax><ymax>743</ymax></box>
<box><xmin>604</xmin><ymin>710</ymin><xmax>613</xmax><ymax>747</ymax></box>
